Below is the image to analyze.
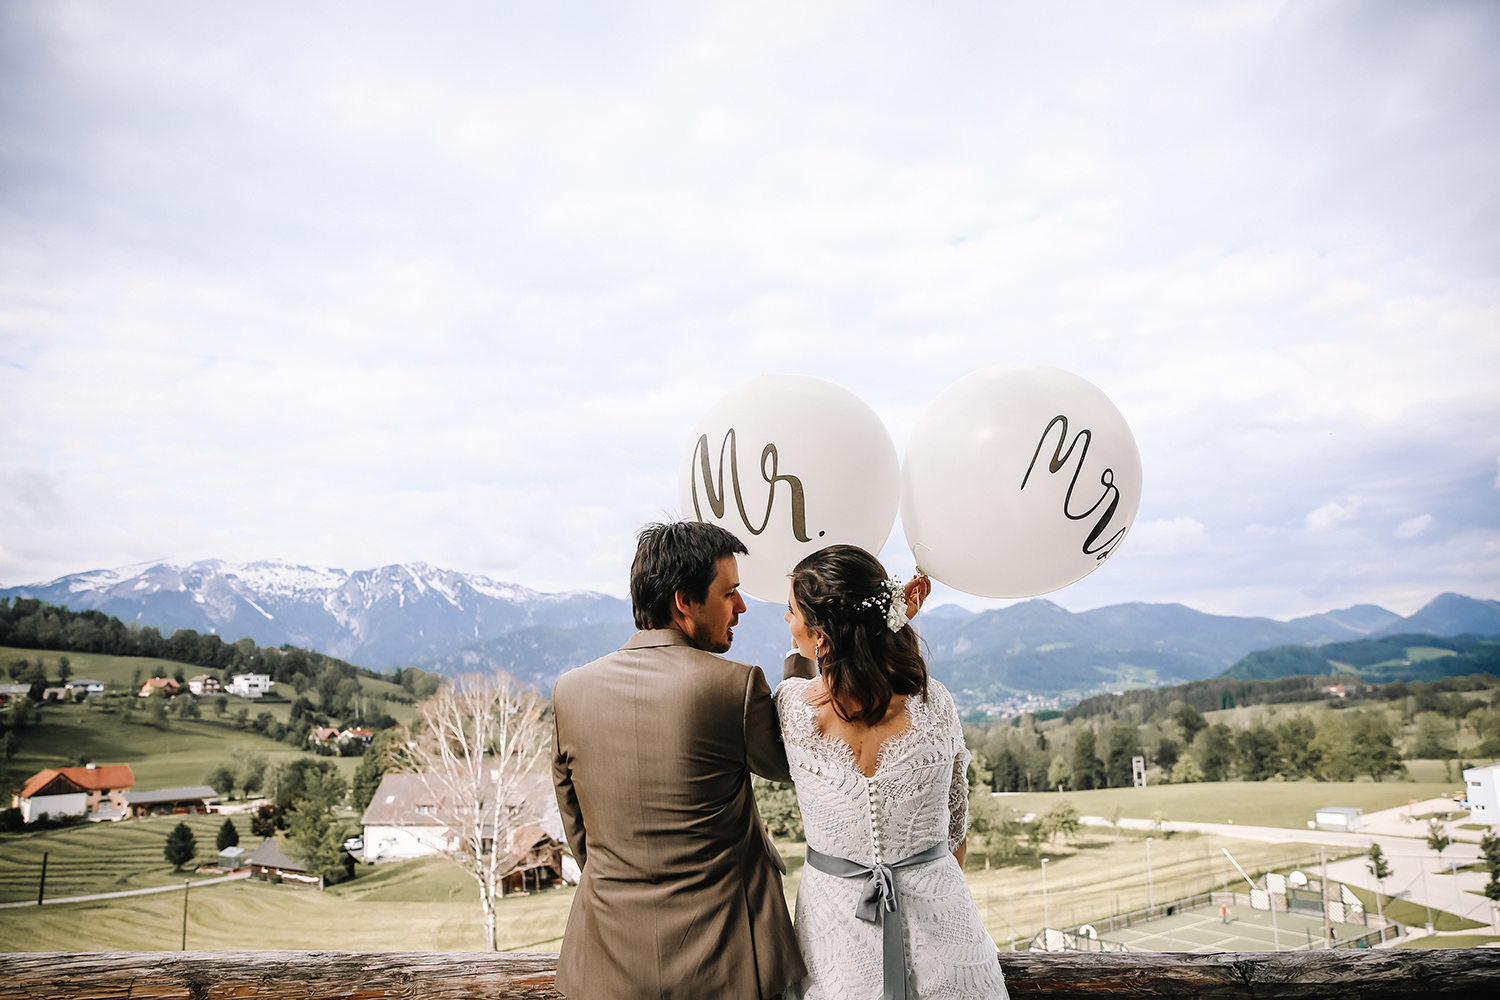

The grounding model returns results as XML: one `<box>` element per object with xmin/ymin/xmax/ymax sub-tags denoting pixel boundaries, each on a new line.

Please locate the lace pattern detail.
<box><xmin>775</xmin><ymin>677</ymin><xmax>1007</xmax><ymax>1000</ymax></box>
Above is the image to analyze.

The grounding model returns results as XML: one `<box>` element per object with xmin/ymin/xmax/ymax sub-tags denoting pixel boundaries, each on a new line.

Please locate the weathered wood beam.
<box><xmin>0</xmin><ymin>948</ymin><xmax>1497</xmax><ymax>999</ymax></box>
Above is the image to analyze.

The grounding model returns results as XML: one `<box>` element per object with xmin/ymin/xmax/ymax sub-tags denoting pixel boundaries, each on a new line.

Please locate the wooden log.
<box><xmin>1</xmin><ymin>948</ymin><xmax>1497</xmax><ymax>1000</ymax></box>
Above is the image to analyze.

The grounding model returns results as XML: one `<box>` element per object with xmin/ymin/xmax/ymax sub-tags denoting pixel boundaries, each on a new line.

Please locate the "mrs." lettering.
<box><xmin>1020</xmin><ymin>415</ymin><xmax>1128</xmax><ymax>560</ymax></box>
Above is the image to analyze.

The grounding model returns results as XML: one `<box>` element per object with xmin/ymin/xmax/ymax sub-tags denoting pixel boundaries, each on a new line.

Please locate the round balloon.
<box><xmin>901</xmin><ymin>364</ymin><xmax>1142</xmax><ymax>598</ymax></box>
<box><xmin>678</xmin><ymin>375</ymin><xmax>900</xmax><ymax>601</ymax></box>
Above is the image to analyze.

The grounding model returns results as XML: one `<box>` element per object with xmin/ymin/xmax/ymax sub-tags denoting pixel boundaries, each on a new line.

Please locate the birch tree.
<box><xmin>392</xmin><ymin>672</ymin><xmax>551</xmax><ymax>951</ymax></box>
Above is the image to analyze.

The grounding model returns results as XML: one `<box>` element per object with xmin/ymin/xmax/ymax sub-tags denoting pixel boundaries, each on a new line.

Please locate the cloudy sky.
<box><xmin>2</xmin><ymin>0</ymin><xmax>1497</xmax><ymax>618</ymax></box>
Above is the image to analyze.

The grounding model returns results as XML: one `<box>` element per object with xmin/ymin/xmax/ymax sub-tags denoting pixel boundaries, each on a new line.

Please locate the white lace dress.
<box><xmin>774</xmin><ymin>677</ymin><xmax>1008</xmax><ymax>1000</ymax></box>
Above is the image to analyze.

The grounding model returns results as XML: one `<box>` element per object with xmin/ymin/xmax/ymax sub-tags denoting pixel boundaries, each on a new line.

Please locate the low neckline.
<box><xmin>797</xmin><ymin>679</ymin><xmax>916</xmax><ymax>780</ymax></box>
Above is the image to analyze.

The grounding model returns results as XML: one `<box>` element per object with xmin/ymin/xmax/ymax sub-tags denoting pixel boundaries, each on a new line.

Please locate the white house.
<box><xmin>65</xmin><ymin>678</ymin><xmax>106</xmax><ymax>697</ymax></box>
<box><xmin>187</xmin><ymin>674</ymin><xmax>223</xmax><ymax>696</ymax></box>
<box><xmin>360</xmin><ymin>772</ymin><xmax>562</xmax><ymax>864</ymax></box>
<box><xmin>228</xmin><ymin>673</ymin><xmax>273</xmax><ymax>698</ymax></box>
<box><xmin>1462</xmin><ymin>762</ymin><xmax>1500</xmax><ymax>827</ymax></box>
<box><xmin>1314</xmin><ymin>806</ymin><xmax>1364</xmax><ymax>832</ymax></box>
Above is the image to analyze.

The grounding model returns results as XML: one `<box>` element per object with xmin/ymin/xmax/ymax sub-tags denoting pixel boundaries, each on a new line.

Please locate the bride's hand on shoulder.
<box><xmin>903</xmin><ymin>574</ymin><xmax>931</xmax><ymax>619</ymax></box>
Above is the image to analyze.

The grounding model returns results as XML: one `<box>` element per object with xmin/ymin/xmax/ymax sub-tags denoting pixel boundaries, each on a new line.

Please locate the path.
<box><xmin>0</xmin><ymin>871</ymin><xmax>251</xmax><ymax>909</ymax></box>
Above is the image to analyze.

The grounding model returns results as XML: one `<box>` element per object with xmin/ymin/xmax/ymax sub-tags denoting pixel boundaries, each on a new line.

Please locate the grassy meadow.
<box><xmin>4</xmin><ymin>698</ymin><xmax>361</xmax><ymax>792</ymax></box>
<box><xmin>986</xmin><ymin>780</ymin><xmax>1465</xmax><ymax>831</ymax></box>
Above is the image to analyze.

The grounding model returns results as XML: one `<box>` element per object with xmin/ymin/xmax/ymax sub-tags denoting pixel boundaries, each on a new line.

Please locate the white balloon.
<box><xmin>678</xmin><ymin>375</ymin><xmax>900</xmax><ymax>601</ymax></box>
<box><xmin>901</xmin><ymin>364</ymin><xmax>1142</xmax><ymax>598</ymax></box>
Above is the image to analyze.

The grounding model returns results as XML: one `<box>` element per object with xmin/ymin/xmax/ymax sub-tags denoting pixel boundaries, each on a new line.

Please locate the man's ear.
<box><xmin>672</xmin><ymin>589</ymin><xmax>695</xmax><ymax>622</ymax></box>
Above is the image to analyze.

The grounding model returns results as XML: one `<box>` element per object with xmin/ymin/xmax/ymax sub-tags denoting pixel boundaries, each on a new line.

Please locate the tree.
<box><xmin>1105</xmin><ymin>724</ymin><xmax>1141</xmax><ymax>788</ymax></box>
<box><xmin>1196</xmin><ymin>724</ymin><xmax>1235</xmax><ymax>782</ymax></box>
<box><xmin>284</xmin><ymin>767</ymin><xmax>351</xmax><ymax>887</ymax></box>
<box><xmin>1480</xmin><ymin>830</ymin><xmax>1500</xmax><ymax>932</ymax></box>
<box><xmin>238</xmin><ymin>754</ymin><xmax>268</xmax><ymax>799</ymax></box>
<box><xmin>213</xmin><ymin>695</ymin><xmax>228</xmax><ymax>717</ymax></box>
<box><xmin>1366</xmin><ymin>842</ymin><xmax>1393</xmax><ymax>928</ymax></box>
<box><xmin>1426</xmin><ymin>817</ymin><xmax>1452</xmax><ymax>859</ymax></box>
<box><xmin>352</xmin><ymin>730</ymin><xmax>398</xmax><ymax>814</ymax></box>
<box><xmin>391</xmin><ymin>671</ymin><xmax>552</xmax><ymax>951</ymax></box>
<box><xmin>1235</xmin><ymin>724</ymin><xmax>1279</xmax><ymax>781</ymax></box>
<box><xmin>1273</xmin><ymin>716</ymin><xmax>1318</xmax><ymax>779</ymax></box>
<box><xmin>1172</xmin><ymin>703</ymin><xmax>1207</xmax><ymax>745</ymax></box>
<box><xmin>250</xmin><ymin>803</ymin><xmax>282</xmax><ymax>837</ymax></box>
<box><xmin>753</xmin><ymin>776</ymin><xmax>804</xmax><ymax>840</ymax></box>
<box><xmin>204</xmin><ymin>764</ymin><xmax>236</xmax><ymax>799</ymax></box>
<box><xmin>1043</xmin><ymin>801</ymin><xmax>1080</xmax><ymax>845</ymax></box>
<box><xmin>57</xmin><ymin>656</ymin><xmax>72</xmax><ymax>684</ymax></box>
<box><xmin>216</xmin><ymin>818</ymin><xmax>240</xmax><ymax>851</ymax></box>
<box><xmin>1412</xmin><ymin>712</ymin><xmax>1456</xmax><ymax>760</ymax></box>
<box><xmin>1070</xmin><ymin>729</ymin><xmax>1106</xmax><ymax>791</ymax></box>
<box><xmin>1348</xmin><ymin>711</ymin><xmax>1405</xmax><ymax>782</ymax></box>
<box><xmin>164</xmin><ymin>821</ymin><xmax>197</xmax><ymax>870</ymax></box>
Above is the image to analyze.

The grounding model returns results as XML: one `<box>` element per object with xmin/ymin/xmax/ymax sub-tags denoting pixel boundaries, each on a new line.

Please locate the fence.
<box><xmin>2</xmin><ymin>949</ymin><xmax>1496</xmax><ymax>999</ymax></box>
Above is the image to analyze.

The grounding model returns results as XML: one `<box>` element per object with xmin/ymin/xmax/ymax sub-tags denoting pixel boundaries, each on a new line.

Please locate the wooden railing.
<box><xmin>2</xmin><ymin>948</ymin><xmax>1498</xmax><ymax>999</ymax></box>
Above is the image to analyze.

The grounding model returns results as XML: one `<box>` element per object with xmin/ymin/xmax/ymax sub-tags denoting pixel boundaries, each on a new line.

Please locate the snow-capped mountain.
<box><xmin>0</xmin><ymin>559</ymin><xmax>631</xmax><ymax>669</ymax></box>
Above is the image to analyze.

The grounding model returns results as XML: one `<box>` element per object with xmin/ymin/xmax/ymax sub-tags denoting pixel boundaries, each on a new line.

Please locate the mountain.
<box><xmin>1374</xmin><ymin>593</ymin><xmax>1500</xmax><ymax>639</ymax></box>
<box><xmin>1222</xmin><ymin>631</ymin><xmax>1500</xmax><ymax>683</ymax></box>
<box><xmin>0</xmin><ymin>559</ymin><xmax>630</xmax><ymax>669</ymax></box>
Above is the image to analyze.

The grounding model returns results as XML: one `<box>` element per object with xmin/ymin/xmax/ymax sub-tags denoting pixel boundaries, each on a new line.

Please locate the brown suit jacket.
<box><xmin>551</xmin><ymin>629</ymin><xmax>806</xmax><ymax>1000</ymax></box>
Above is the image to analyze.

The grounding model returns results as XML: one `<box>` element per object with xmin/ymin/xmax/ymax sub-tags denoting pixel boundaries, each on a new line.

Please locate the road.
<box><xmin>0</xmin><ymin>871</ymin><xmax>251</xmax><ymax>909</ymax></box>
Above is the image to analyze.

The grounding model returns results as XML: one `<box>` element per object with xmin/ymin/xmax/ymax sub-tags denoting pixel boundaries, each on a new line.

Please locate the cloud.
<box><xmin>1124</xmin><ymin>516</ymin><xmax>1209</xmax><ymax>556</ymax></box>
<box><xmin>1305</xmin><ymin>501</ymin><xmax>1357</xmax><ymax>532</ymax></box>
<box><xmin>1395</xmin><ymin>514</ymin><xmax>1433</xmax><ymax>539</ymax></box>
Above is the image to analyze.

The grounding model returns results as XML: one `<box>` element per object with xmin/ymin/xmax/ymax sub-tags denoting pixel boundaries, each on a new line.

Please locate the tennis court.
<box><xmin>1102</xmin><ymin>903</ymin><xmax>1375</xmax><ymax>953</ymax></box>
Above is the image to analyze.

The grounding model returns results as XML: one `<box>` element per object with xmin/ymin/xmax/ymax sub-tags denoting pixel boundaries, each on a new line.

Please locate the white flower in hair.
<box><xmin>856</xmin><ymin>578</ymin><xmax>908</xmax><ymax>632</ymax></box>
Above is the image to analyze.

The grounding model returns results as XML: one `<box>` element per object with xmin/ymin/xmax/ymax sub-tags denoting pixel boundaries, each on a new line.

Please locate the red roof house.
<box><xmin>139</xmin><ymin>677</ymin><xmax>180</xmax><ymax>697</ymax></box>
<box><xmin>17</xmin><ymin>764</ymin><xmax>135</xmax><ymax>823</ymax></box>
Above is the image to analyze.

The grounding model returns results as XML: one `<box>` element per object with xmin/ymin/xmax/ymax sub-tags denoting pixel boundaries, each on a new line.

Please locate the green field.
<box><xmin>988</xmin><ymin>780</ymin><xmax>1466</xmax><ymax>831</ymax></box>
<box><xmin>0</xmin><ymin>646</ymin><xmax>415</xmax><ymax>726</ymax></box>
<box><xmin>1394</xmin><ymin>934</ymin><xmax>1500</xmax><ymax>949</ymax></box>
<box><xmin>5</xmin><ymin>699</ymin><xmax>362</xmax><ymax>792</ymax></box>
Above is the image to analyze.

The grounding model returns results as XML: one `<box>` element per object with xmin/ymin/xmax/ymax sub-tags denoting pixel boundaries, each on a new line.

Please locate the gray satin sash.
<box><xmin>803</xmin><ymin>841</ymin><xmax>949</xmax><ymax>1000</ymax></box>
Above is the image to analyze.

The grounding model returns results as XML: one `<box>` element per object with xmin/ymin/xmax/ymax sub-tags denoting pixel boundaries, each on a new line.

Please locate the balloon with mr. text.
<box><xmin>901</xmin><ymin>364</ymin><xmax>1142</xmax><ymax>598</ymax></box>
<box><xmin>677</xmin><ymin>375</ymin><xmax>901</xmax><ymax>601</ymax></box>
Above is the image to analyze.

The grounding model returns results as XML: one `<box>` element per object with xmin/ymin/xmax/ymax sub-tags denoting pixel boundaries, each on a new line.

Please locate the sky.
<box><xmin>1</xmin><ymin>0</ymin><xmax>1497</xmax><ymax>619</ymax></box>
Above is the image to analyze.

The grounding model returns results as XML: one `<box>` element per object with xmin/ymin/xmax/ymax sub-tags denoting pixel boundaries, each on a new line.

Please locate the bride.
<box><xmin>776</xmin><ymin>545</ymin><xmax>1008</xmax><ymax>1000</ymax></box>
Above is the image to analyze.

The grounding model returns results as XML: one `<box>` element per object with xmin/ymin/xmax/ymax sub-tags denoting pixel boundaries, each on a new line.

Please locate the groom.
<box><xmin>551</xmin><ymin>521</ymin><xmax>805</xmax><ymax>1000</ymax></box>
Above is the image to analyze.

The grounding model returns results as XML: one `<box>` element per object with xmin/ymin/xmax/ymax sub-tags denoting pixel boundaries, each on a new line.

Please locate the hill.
<box><xmin>1222</xmin><ymin>632</ymin><xmax>1500</xmax><ymax>683</ymax></box>
<box><xmin>1374</xmin><ymin>593</ymin><xmax>1500</xmax><ymax>638</ymax></box>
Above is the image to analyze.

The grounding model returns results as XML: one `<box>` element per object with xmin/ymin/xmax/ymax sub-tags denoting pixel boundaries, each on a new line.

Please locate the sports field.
<box><xmin>1103</xmin><ymin>903</ymin><xmax>1371</xmax><ymax>953</ymax></box>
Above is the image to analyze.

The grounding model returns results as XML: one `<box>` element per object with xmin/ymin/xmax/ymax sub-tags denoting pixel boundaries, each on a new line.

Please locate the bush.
<box><xmin>164</xmin><ymin>821</ymin><xmax>197</xmax><ymax>871</ymax></box>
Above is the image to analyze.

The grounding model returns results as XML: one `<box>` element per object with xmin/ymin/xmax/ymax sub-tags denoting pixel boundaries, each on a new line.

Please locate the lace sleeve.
<box><xmin>948</xmin><ymin>746</ymin><xmax>970</xmax><ymax>852</ymax></box>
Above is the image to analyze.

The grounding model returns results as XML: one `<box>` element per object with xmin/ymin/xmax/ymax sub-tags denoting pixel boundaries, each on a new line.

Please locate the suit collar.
<box><xmin>621</xmin><ymin>628</ymin><xmax>696</xmax><ymax>651</ymax></box>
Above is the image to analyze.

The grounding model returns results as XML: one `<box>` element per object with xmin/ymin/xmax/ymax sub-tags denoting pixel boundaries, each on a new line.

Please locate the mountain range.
<box><xmin>6</xmin><ymin>559</ymin><xmax>1497</xmax><ymax>699</ymax></box>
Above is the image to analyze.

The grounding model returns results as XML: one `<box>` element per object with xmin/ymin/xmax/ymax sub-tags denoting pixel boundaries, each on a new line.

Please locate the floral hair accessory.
<box><xmin>854</xmin><ymin>578</ymin><xmax>908</xmax><ymax>633</ymax></box>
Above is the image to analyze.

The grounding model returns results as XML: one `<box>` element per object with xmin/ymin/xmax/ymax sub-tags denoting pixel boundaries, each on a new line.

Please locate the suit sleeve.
<box><xmin>783</xmin><ymin>650</ymin><xmax>817</xmax><ymax>681</ymax></box>
<box><xmin>551</xmin><ymin>699</ymin><xmax>587</xmax><ymax>870</ymax></box>
<box><xmin>742</xmin><ymin>666</ymin><xmax>793</xmax><ymax>783</ymax></box>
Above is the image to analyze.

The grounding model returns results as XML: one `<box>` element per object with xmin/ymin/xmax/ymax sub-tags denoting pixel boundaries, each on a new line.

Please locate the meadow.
<box><xmin>983</xmin><ymin>779</ymin><xmax>1464</xmax><ymax>831</ymax></box>
<box><xmin>4</xmin><ymin>699</ymin><xmax>361</xmax><ymax>792</ymax></box>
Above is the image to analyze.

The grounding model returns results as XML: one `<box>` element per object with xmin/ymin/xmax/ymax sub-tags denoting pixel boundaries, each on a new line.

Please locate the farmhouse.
<box><xmin>228</xmin><ymin>673</ymin><xmax>273</xmax><ymax>698</ymax></box>
<box><xmin>139</xmin><ymin>677</ymin><xmax>180</xmax><ymax>697</ymax></box>
<box><xmin>0</xmin><ymin>682</ymin><xmax>29</xmax><ymax>704</ymax></box>
<box><xmin>187</xmin><ymin>674</ymin><xmax>223</xmax><ymax>695</ymax></box>
<box><xmin>15</xmin><ymin>763</ymin><xmax>135</xmax><ymax>823</ymax></box>
<box><xmin>309</xmin><ymin>727</ymin><xmax>340</xmax><ymax>748</ymax></box>
<box><xmin>123</xmin><ymin>785</ymin><xmax>219</xmax><ymax>818</ymax></box>
<box><xmin>245</xmin><ymin>837</ymin><xmax>325</xmax><ymax>888</ymax></box>
<box><xmin>66</xmin><ymin>678</ymin><xmax>106</xmax><ymax>696</ymax></box>
<box><xmin>360</xmin><ymin>771</ymin><xmax>565</xmax><ymax>877</ymax></box>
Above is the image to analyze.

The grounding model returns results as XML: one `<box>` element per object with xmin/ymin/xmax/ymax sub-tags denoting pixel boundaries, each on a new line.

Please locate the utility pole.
<box><xmin>1041</xmin><ymin>858</ymin><xmax>1051</xmax><ymax>935</ymax></box>
<box><xmin>1321</xmin><ymin>848</ymin><xmax>1331</xmax><ymax>949</ymax></box>
<box><xmin>181</xmin><ymin>880</ymin><xmax>190</xmax><ymax>951</ymax></box>
<box><xmin>37</xmin><ymin>852</ymin><xmax>48</xmax><ymax>906</ymax></box>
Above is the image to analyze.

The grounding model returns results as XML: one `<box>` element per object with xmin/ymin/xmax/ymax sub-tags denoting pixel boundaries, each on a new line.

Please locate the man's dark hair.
<box><xmin>631</xmin><ymin>521</ymin><xmax>748</xmax><ymax>630</ymax></box>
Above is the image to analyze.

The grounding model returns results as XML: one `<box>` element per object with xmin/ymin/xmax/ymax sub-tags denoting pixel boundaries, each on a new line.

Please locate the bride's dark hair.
<box><xmin>791</xmin><ymin>544</ymin><xmax>928</xmax><ymax>726</ymax></box>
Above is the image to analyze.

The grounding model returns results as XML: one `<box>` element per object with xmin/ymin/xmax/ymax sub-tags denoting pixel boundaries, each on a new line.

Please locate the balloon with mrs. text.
<box><xmin>678</xmin><ymin>375</ymin><xmax>901</xmax><ymax>601</ymax></box>
<box><xmin>901</xmin><ymin>364</ymin><xmax>1142</xmax><ymax>598</ymax></box>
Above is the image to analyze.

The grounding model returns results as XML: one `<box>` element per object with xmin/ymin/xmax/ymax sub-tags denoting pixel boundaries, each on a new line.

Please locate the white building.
<box><xmin>1314</xmin><ymin>806</ymin><xmax>1364</xmax><ymax>832</ymax></box>
<box><xmin>187</xmin><ymin>674</ymin><xmax>223</xmax><ymax>696</ymax></box>
<box><xmin>1462</xmin><ymin>762</ymin><xmax>1500</xmax><ymax>827</ymax></box>
<box><xmin>16</xmin><ymin>764</ymin><xmax>135</xmax><ymax>823</ymax></box>
<box><xmin>360</xmin><ymin>771</ymin><xmax>562</xmax><ymax>864</ymax></box>
<box><xmin>228</xmin><ymin>673</ymin><xmax>273</xmax><ymax>698</ymax></box>
<box><xmin>65</xmin><ymin>678</ymin><xmax>106</xmax><ymax>697</ymax></box>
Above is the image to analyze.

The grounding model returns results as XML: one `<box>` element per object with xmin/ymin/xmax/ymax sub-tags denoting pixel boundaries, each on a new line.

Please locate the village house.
<box><xmin>65</xmin><ymin>678</ymin><xmax>106</xmax><ymax>697</ymax></box>
<box><xmin>123</xmin><ymin>785</ymin><xmax>219</xmax><ymax>818</ymax></box>
<box><xmin>187</xmin><ymin>674</ymin><xmax>223</xmax><ymax>696</ymax></box>
<box><xmin>228</xmin><ymin>673</ymin><xmax>273</xmax><ymax>698</ymax></box>
<box><xmin>338</xmin><ymin>726</ymin><xmax>374</xmax><ymax>747</ymax></box>
<box><xmin>360</xmin><ymin>771</ymin><xmax>568</xmax><ymax>892</ymax></box>
<box><xmin>15</xmin><ymin>763</ymin><xmax>135</xmax><ymax>822</ymax></box>
<box><xmin>139</xmin><ymin>677</ymin><xmax>180</xmax><ymax>698</ymax></box>
<box><xmin>0</xmin><ymin>682</ymin><xmax>30</xmax><ymax>704</ymax></box>
<box><xmin>245</xmin><ymin>837</ymin><xmax>325</xmax><ymax>888</ymax></box>
<box><xmin>309</xmin><ymin>727</ymin><xmax>341</xmax><ymax>748</ymax></box>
